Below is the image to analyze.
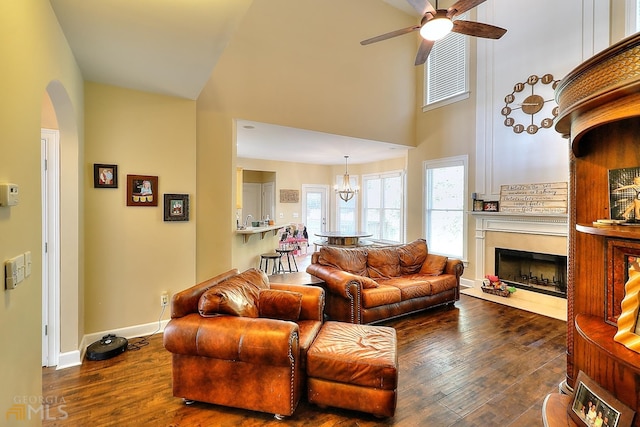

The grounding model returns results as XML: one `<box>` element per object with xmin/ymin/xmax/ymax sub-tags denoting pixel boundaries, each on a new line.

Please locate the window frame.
<box><xmin>334</xmin><ymin>174</ymin><xmax>358</xmax><ymax>233</ymax></box>
<box><xmin>422</xmin><ymin>13</ymin><xmax>470</xmax><ymax>112</ymax></box>
<box><xmin>361</xmin><ymin>170</ymin><xmax>406</xmax><ymax>245</ymax></box>
<box><xmin>423</xmin><ymin>155</ymin><xmax>468</xmax><ymax>261</ymax></box>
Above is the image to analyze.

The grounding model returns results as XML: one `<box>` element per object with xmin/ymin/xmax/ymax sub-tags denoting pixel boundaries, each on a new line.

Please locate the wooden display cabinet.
<box><xmin>548</xmin><ymin>33</ymin><xmax>640</xmax><ymax>426</ymax></box>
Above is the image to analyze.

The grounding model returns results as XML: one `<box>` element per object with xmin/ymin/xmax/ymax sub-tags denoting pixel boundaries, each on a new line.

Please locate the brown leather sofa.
<box><xmin>306</xmin><ymin>239</ymin><xmax>464</xmax><ymax>324</ymax></box>
<box><xmin>163</xmin><ymin>268</ymin><xmax>324</xmax><ymax>419</ymax></box>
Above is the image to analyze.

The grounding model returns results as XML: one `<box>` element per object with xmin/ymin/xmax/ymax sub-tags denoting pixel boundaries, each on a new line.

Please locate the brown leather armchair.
<box><xmin>163</xmin><ymin>268</ymin><xmax>324</xmax><ymax>419</ymax></box>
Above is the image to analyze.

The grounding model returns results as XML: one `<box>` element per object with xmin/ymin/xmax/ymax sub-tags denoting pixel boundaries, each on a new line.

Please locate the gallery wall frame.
<box><xmin>126</xmin><ymin>175</ymin><xmax>158</xmax><ymax>207</ymax></box>
<box><xmin>94</xmin><ymin>164</ymin><xmax>118</xmax><ymax>188</ymax></box>
<box><xmin>164</xmin><ymin>194</ymin><xmax>189</xmax><ymax>222</ymax></box>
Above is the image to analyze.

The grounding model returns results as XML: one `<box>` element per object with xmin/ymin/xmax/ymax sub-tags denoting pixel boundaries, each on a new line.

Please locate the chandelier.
<box><xmin>335</xmin><ymin>155</ymin><xmax>359</xmax><ymax>202</ymax></box>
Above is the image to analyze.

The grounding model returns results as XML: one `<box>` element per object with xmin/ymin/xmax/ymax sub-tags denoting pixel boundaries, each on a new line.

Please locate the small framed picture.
<box><xmin>164</xmin><ymin>194</ymin><xmax>189</xmax><ymax>222</ymax></box>
<box><xmin>94</xmin><ymin>164</ymin><xmax>118</xmax><ymax>188</ymax></box>
<box><xmin>473</xmin><ymin>199</ymin><xmax>484</xmax><ymax>212</ymax></box>
<box><xmin>569</xmin><ymin>371</ymin><xmax>635</xmax><ymax>427</ymax></box>
<box><xmin>483</xmin><ymin>201</ymin><xmax>499</xmax><ymax>212</ymax></box>
<box><xmin>126</xmin><ymin>175</ymin><xmax>158</xmax><ymax>207</ymax></box>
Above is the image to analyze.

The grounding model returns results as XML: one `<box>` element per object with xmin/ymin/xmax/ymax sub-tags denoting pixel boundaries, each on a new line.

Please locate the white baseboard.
<box><xmin>55</xmin><ymin>318</ymin><xmax>169</xmax><ymax>370</ymax></box>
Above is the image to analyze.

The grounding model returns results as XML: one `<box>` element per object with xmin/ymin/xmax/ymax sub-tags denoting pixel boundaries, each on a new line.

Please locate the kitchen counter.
<box><xmin>236</xmin><ymin>223</ymin><xmax>287</xmax><ymax>243</ymax></box>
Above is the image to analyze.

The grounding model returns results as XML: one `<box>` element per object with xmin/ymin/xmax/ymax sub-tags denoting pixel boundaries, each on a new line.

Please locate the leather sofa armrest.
<box><xmin>306</xmin><ymin>264</ymin><xmax>362</xmax><ymax>299</ymax></box>
<box><xmin>164</xmin><ymin>314</ymin><xmax>298</xmax><ymax>366</ymax></box>
<box><xmin>444</xmin><ymin>259</ymin><xmax>464</xmax><ymax>279</ymax></box>
<box><xmin>170</xmin><ymin>269</ymin><xmax>239</xmax><ymax>318</ymax></box>
<box><xmin>269</xmin><ymin>283</ymin><xmax>325</xmax><ymax>321</ymax></box>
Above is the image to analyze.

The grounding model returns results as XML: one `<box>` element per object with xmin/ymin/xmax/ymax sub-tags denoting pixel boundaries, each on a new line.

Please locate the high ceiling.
<box><xmin>50</xmin><ymin>0</ymin><xmax>416</xmax><ymax>165</ymax></box>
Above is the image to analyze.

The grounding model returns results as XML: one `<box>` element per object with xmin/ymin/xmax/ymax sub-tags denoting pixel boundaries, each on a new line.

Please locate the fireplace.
<box><xmin>495</xmin><ymin>248</ymin><xmax>567</xmax><ymax>298</ymax></box>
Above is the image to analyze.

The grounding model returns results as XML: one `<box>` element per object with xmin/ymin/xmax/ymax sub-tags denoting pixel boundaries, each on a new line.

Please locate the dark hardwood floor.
<box><xmin>43</xmin><ymin>292</ymin><xmax>566</xmax><ymax>426</ymax></box>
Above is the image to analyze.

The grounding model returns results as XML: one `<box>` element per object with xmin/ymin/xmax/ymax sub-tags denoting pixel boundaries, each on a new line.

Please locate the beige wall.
<box><xmin>0</xmin><ymin>0</ymin><xmax>84</xmax><ymax>424</ymax></box>
<box><xmin>84</xmin><ymin>82</ymin><xmax>196</xmax><ymax>333</ymax></box>
<box><xmin>195</xmin><ymin>0</ymin><xmax>417</xmax><ymax>281</ymax></box>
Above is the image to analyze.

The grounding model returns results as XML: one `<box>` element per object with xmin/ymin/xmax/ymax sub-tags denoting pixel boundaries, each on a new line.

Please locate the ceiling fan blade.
<box><xmin>452</xmin><ymin>20</ymin><xmax>507</xmax><ymax>39</ymax></box>
<box><xmin>414</xmin><ymin>39</ymin><xmax>435</xmax><ymax>65</ymax></box>
<box><xmin>405</xmin><ymin>0</ymin><xmax>436</xmax><ymax>16</ymax></box>
<box><xmin>360</xmin><ymin>25</ymin><xmax>420</xmax><ymax>45</ymax></box>
<box><xmin>447</xmin><ymin>0</ymin><xmax>487</xmax><ymax>18</ymax></box>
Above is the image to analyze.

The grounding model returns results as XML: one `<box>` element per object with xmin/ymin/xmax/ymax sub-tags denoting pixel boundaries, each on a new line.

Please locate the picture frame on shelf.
<box><xmin>606</xmin><ymin>239</ymin><xmax>640</xmax><ymax>327</ymax></box>
<box><xmin>126</xmin><ymin>175</ymin><xmax>158</xmax><ymax>207</ymax></box>
<box><xmin>569</xmin><ymin>371</ymin><xmax>635</xmax><ymax>427</ymax></box>
<box><xmin>483</xmin><ymin>201</ymin><xmax>499</xmax><ymax>212</ymax></box>
<box><xmin>164</xmin><ymin>194</ymin><xmax>189</xmax><ymax>222</ymax></box>
<box><xmin>609</xmin><ymin>166</ymin><xmax>640</xmax><ymax>221</ymax></box>
<box><xmin>473</xmin><ymin>199</ymin><xmax>484</xmax><ymax>212</ymax></box>
<box><xmin>93</xmin><ymin>164</ymin><xmax>118</xmax><ymax>188</ymax></box>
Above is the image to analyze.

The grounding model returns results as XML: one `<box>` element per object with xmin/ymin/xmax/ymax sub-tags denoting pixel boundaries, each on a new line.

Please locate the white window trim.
<box><xmin>423</xmin><ymin>155</ymin><xmax>469</xmax><ymax>261</ymax></box>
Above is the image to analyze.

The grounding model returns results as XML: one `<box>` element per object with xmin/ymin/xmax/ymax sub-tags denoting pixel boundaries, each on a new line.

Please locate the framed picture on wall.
<box><xmin>94</xmin><ymin>164</ymin><xmax>118</xmax><ymax>188</ymax></box>
<box><xmin>164</xmin><ymin>194</ymin><xmax>189</xmax><ymax>221</ymax></box>
<box><xmin>280</xmin><ymin>189</ymin><xmax>299</xmax><ymax>203</ymax></box>
<box><xmin>126</xmin><ymin>175</ymin><xmax>158</xmax><ymax>206</ymax></box>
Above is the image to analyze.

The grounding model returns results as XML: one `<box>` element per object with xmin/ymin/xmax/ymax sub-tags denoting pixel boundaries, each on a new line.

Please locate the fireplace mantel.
<box><xmin>471</xmin><ymin>211</ymin><xmax>568</xmax><ymax>236</ymax></box>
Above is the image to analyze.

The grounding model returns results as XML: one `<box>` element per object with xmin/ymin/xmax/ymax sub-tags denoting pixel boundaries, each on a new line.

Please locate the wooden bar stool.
<box><xmin>259</xmin><ymin>252</ymin><xmax>282</xmax><ymax>275</ymax></box>
<box><xmin>275</xmin><ymin>248</ymin><xmax>298</xmax><ymax>273</ymax></box>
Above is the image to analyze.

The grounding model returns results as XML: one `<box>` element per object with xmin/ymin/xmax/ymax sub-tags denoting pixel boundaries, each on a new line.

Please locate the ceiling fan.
<box><xmin>361</xmin><ymin>0</ymin><xmax>507</xmax><ymax>65</ymax></box>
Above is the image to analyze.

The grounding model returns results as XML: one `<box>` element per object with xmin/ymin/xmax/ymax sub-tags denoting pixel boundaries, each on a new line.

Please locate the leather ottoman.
<box><xmin>306</xmin><ymin>321</ymin><xmax>398</xmax><ymax>418</ymax></box>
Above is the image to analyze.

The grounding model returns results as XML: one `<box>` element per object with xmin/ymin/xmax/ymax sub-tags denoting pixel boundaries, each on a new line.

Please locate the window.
<box><xmin>335</xmin><ymin>175</ymin><xmax>357</xmax><ymax>233</ymax></box>
<box><xmin>424</xmin><ymin>156</ymin><xmax>467</xmax><ymax>259</ymax></box>
<box><xmin>423</xmin><ymin>12</ymin><xmax>469</xmax><ymax>111</ymax></box>
<box><xmin>362</xmin><ymin>171</ymin><xmax>404</xmax><ymax>243</ymax></box>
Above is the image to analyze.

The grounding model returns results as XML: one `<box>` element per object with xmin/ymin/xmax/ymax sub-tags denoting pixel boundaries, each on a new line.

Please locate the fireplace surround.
<box><xmin>463</xmin><ymin>211</ymin><xmax>568</xmax><ymax>320</ymax></box>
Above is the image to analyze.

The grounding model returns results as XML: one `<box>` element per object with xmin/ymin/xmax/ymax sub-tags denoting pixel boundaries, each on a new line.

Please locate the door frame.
<box><xmin>41</xmin><ymin>129</ymin><xmax>60</xmax><ymax>367</ymax></box>
<box><xmin>301</xmin><ymin>184</ymin><xmax>330</xmax><ymax>244</ymax></box>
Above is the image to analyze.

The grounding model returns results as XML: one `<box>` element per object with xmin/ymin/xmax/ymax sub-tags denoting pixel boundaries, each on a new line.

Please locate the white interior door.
<box><xmin>302</xmin><ymin>185</ymin><xmax>329</xmax><ymax>249</ymax></box>
<box><xmin>41</xmin><ymin>129</ymin><xmax>60</xmax><ymax>367</ymax></box>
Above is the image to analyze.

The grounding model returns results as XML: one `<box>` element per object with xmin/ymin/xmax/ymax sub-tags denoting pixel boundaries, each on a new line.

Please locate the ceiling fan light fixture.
<box><xmin>419</xmin><ymin>12</ymin><xmax>453</xmax><ymax>41</ymax></box>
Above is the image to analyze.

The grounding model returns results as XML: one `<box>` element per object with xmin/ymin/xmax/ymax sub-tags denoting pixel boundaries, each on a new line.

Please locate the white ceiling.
<box><xmin>50</xmin><ymin>0</ymin><xmax>415</xmax><ymax>166</ymax></box>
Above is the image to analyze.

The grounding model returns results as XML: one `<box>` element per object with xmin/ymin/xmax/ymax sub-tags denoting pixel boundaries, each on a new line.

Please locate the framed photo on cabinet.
<box><xmin>569</xmin><ymin>371</ymin><xmax>634</xmax><ymax>427</ymax></box>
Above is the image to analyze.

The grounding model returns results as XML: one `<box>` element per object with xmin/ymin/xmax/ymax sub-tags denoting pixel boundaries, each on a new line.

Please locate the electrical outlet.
<box><xmin>161</xmin><ymin>292</ymin><xmax>169</xmax><ymax>307</ymax></box>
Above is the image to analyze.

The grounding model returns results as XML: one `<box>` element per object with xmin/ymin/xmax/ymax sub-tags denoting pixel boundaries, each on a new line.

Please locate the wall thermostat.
<box><xmin>0</xmin><ymin>183</ymin><xmax>19</xmax><ymax>207</ymax></box>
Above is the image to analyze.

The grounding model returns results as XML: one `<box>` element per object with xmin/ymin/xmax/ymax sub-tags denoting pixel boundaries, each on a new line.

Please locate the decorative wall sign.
<box><xmin>94</xmin><ymin>164</ymin><xmax>118</xmax><ymax>188</ymax></box>
<box><xmin>126</xmin><ymin>175</ymin><xmax>158</xmax><ymax>206</ymax></box>
<box><xmin>280</xmin><ymin>189</ymin><xmax>299</xmax><ymax>203</ymax></box>
<box><xmin>164</xmin><ymin>194</ymin><xmax>189</xmax><ymax>221</ymax></box>
<box><xmin>499</xmin><ymin>182</ymin><xmax>567</xmax><ymax>214</ymax></box>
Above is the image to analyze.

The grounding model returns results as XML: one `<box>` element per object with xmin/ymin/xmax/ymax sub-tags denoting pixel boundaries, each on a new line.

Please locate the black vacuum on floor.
<box><xmin>86</xmin><ymin>334</ymin><xmax>128</xmax><ymax>361</ymax></box>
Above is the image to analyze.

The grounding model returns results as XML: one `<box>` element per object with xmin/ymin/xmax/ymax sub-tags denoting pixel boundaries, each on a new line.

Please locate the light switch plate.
<box><xmin>5</xmin><ymin>254</ymin><xmax>25</xmax><ymax>289</ymax></box>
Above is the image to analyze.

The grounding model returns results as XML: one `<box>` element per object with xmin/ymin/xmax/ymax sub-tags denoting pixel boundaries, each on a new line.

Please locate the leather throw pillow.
<box><xmin>258</xmin><ymin>289</ymin><xmax>303</xmax><ymax>321</ymax></box>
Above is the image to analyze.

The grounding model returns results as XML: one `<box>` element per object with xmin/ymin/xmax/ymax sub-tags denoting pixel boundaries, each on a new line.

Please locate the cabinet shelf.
<box><xmin>575</xmin><ymin>314</ymin><xmax>640</xmax><ymax>375</ymax></box>
<box><xmin>576</xmin><ymin>223</ymin><xmax>640</xmax><ymax>239</ymax></box>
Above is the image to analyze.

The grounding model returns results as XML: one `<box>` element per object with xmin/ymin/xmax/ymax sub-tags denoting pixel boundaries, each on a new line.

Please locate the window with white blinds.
<box><xmin>423</xmin><ymin>13</ymin><xmax>469</xmax><ymax>110</ymax></box>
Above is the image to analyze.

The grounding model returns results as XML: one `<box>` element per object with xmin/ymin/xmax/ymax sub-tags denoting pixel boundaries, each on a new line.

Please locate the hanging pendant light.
<box><xmin>335</xmin><ymin>155</ymin><xmax>359</xmax><ymax>202</ymax></box>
